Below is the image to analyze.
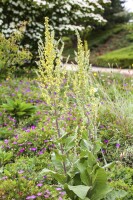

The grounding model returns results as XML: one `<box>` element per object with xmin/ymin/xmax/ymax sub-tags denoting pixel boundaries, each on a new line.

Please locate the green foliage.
<box><xmin>40</xmin><ymin>135</ymin><xmax>127</xmax><ymax>200</ymax></box>
<box><xmin>0</xmin><ymin>31</ymin><xmax>32</xmax><ymax>79</ymax></box>
<box><xmin>63</xmin><ymin>23</ymin><xmax>133</xmax><ymax>68</ymax></box>
<box><xmin>97</xmin><ymin>45</ymin><xmax>133</xmax><ymax>68</ymax></box>
<box><xmin>36</xmin><ymin>18</ymin><xmax>128</xmax><ymax>200</ymax></box>
<box><xmin>0</xmin><ymin>127</ymin><xmax>13</xmax><ymax>140</ymax></box>
<box><xmin>1</xmin><ymin>98</ymin><xmax>36</xmax><ymax>127</ymax></box>
<box><xmin>0</xmin><ymin>0</ymin><xmax>110</xmax><ymax>56</ymax></box>
<box><xmin>88</xmin><ymin>25</ymin><xmax>125</xmax><ymax>48</ymax></box>
<box><xmin>0</xmin><ymin>16</ymin><xmax>132</xmax><ymax>200</ymax></box>
<box><xmin>109</xmin><ymin>165</ymin><xmax>133</xmax><ymax>199</ymax></box>
<box><xmin>0</xmin><ymin>149</ymin><xmax>13</xmax><ymax>167</ymax></box>
<box><xmin>0</xmin><ymin>177</ymin><xmax>61</xmax><ymax>200</ymax></box>
<box><xmin>103</xmin><ymin>0</ymin><xmax>130</xmax><ymax>25</ymax></box>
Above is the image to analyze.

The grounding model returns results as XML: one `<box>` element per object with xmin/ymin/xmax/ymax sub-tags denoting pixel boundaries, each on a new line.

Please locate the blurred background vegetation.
<box><xmin>0</xmin><ymin>0</ymin><xmax>133</xmax><ymax>71</ymax></box>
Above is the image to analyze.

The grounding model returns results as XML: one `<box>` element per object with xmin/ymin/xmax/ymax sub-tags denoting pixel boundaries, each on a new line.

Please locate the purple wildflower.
<box><xmin>44</xmin><ymin>140</ymin><xmax>49</xmax><ymax>143</ymax></box>
<box><xmin>13</xmin><ymin>141</ymin><xmax>17</xmax><ymax>145</ymax></box>
<box><xmin>1</xmin><ymin>176</ymin><xmax>8</xmax><ymax>180</ymax></box>
<box><xmin>116</xmin><ymin>143</ymin><xmax>120</xmax><ymax>148</ymax></box>
<box><xmin>19</xmin><ymin>143</ymin><xmax>25</xmax><ymax>146</ymax></box>
<box><xmin>37</xmin><ymin>193</ymin><xmax>42</xmax><ymax>196</ymax></box>
<box><xmin>102</xmin><ymin>149</ymin><xmax>106</xmax><ymax>154</ymax></box>
<box><xmin>27</xmin><ymin>142</ymin><xmax>32</xmax><ymax>145</ymax></box>
<box><xmin>60</xmin><ymin>191</ymin><xmax>66</xmax><ymax>196</ymax></box>
<box><xmin>25</xmin><ymin>129</ymin><xmax>30</xmax><ymax>132</ymax></box>
<box><xmin>58</xmin><ymin>197</ymin><xmax>63</xmax><ymax>200</ymax></box>
<box><xmin>104</xmin><ymin>139</ymin><xmax>109</xmax><ymax>144</ymax></box>
<box><xmin>26</xmin><ymin>195</ymin><xmax>36</xmax><ymax>199</ymax></box>
<box><xmin>56</xmin><ymin>188</ymin><xmax>62</xmax><ymax>191</ymax></box>
<box><xmin>37</xmin><ymin>183</ymin><xmax>43</xmax><ymax>187</ymax></box>
<box><xmin>38</xmin><ymin>151</ymin><xmax>43</xmax><ymax>155</ymax></box>
<box><xmin>31</xmin><ymin>125</ymin><xmax>36</xmax><ymax>130</ymax></box>
<box><xmin>67</xmin><ymin>117</ymin><xmax>71</xmax><ymax>121</ymax></box>
<box><xmin>44</xmin><ymin>194</ymin><xmax>50</xmax><ymax>198</ymax></box>
<box><xmin>30</xmin><ymin>147</ymin><xmax>37</xmax><ymax>151</ymax></box>
<box><xmin>19</xmin><ymin>148</ymin><xmax>25</xmax><ymax>153</ymax></box>
<box><xmin>4</xmin><ymin>139</ymin><xmax>9</xmax><ymax>144</ymax></box>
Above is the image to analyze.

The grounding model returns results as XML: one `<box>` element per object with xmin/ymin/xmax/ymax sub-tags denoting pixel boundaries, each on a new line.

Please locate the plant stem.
<box><xmin>54</xmin><ymin>100</ymin><xmax>67</xmax><ymax>175</ymax></box>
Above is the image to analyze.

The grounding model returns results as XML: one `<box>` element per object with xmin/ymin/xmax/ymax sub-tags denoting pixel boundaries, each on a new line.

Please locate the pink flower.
<box><xmin>37</xmin><ymin>192</ymin><xmax>42</xmax><ymax>196</ymax></box>
<box><xmin>26</xmin><ymin>195</ymin><xmax>36</xmax><ymax>199</ymax></box>
<box><xmin>37</xmin><ymin>183</ymin><xmax>43</xmax><ymax>187</ymax></box>
<box><xmin>116</xmin><ymin>143</ymin><xmax>120</xmax><ymax>148</ymax></box>
<box><xmin>19</xmin><ymin>148</ymin><xmax>25</xmax><ymax>153</ymax></box>
<box><xmin>44</xmin><ymin>194</ymin><xmax>49</xmax><ymax>198</ymax></box>
<box><xmin>31</xmin><ymin>125</ymin><xmax>36</xmax><ymax>130</ymax></box>
<box><xmin>56</xmin><ymin>188</ymin><xmax>62</xmax><ymax>191</ymax></box>
<box><xmin>4</xmin><ymin>139</ymin><xmax>9</xmax><ymax>144</ymax></box>
<box><xmin>58</xmin><ymin>197</ymin><xmax>63</xmax><ymax>200</ymax></box>
<box><xmin>30</xmin><ymin>147</ymin><xmax>37</xmax><ymax>151</ymax></box>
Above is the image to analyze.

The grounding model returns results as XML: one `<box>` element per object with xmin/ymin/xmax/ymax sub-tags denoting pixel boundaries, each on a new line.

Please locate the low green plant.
<box><xmin>0</xmin><ymin>127</ymin><xmax>13</xmax><ymax>140</ymax></box>
<box><xmin>1</xmin><ymin>98</ymin><xmax>36</xmax><ymax>127</ymax></box>
<box><xmin>109</xmin><ymin>164</ymin><xmax>133</xmax><ymax>200</ymax></box>
<box><xmin>0</xmin><ymin>149</ymin><xmax>13</xmax><ymax>167</ymax></box>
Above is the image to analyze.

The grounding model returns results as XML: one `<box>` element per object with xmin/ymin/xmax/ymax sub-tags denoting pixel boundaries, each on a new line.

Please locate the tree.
<box><xmin>0</xmin><ymin>0</ymin><xmax>111</xmax><ymax>51</ymax></box>
<box><xmin>103</xmin><ymin>0</ymin><xmax>130</xmax><ymax>25</ymax></box>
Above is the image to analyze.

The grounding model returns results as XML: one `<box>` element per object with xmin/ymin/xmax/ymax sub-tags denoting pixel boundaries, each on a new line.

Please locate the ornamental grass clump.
<box><xmin>35</xmin><ymin>18</ymin><xmax>128</xmax><ymax>200</ymax></box>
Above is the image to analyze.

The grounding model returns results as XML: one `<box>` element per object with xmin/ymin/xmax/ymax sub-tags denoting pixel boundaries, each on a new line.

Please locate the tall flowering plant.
<box><xmin>36</xmin><ymin>18</ymin><xmax>127</xmax><ymax>200</ymax></box>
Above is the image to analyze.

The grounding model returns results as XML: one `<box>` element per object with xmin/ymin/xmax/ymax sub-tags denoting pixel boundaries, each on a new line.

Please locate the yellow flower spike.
<box><xmin>36</xmin><ymin>17</ymin><xmax>66</xmax><ymax>106</ymax></box>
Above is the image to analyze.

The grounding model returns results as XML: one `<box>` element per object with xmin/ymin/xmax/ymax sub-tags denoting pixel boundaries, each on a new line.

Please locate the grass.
<box><xmin>96</xmin><ymin>45</ymin><xmax>133</xmax><ymax>68</ymax></box>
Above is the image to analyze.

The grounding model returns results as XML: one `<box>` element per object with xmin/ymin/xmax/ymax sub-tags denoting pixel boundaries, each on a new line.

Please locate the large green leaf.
<box><xmin>64</xmin><ymin>135</ymin><xmax>76</xmax><ymax>152</ymax></box>
<box><xmin>40</xmin><ymin>168</ymin><xmax>66</xmax><ymax>184</ymax></box>
<box><xmin>92</xmin><ymin>140</ymin><xmax>102</xmax><ymax>154</ymax></box>
<box><xmin>51</xmin><ymin>151</ymin><xmax>66</xmax><ymax>172</ymax></box>
<box><xmin>65</xmin><ymin>184</ymin><xmax>91</xmax><ymax>199</ymax></box>
<box><xmin>89</xmin><ymin>168</ymin><xmax>112</xmax><ymax>200</ymax></box>
<box><xmin>77</xmin><ymin>161</ymin><xmax>91</xmax><ymax>186</ymax></box>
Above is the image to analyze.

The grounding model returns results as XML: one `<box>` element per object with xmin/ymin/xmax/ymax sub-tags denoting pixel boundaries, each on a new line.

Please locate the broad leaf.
<box><xmin>40</xmin><ymin>168</ymin><xmax>66</xmax><ymax>184</ymax></box>
<box><xmin>65</xmin><ymin>184</ymin><xmax>91</xmax><ymax>199</ymax></box>
<box><xmin>89</xmin><ymin>168</ymin><xmax>112</xmax><ymax>200</ymax></box>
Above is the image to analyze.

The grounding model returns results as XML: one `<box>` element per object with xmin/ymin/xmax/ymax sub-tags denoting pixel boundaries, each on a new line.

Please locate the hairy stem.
<box><xmin>54</xmin><ymin>100</ymin><xmax>67</xmax><ymax>175</ymax></box>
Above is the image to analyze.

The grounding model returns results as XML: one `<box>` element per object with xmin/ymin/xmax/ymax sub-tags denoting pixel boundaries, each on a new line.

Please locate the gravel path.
<box><xmin>64</xmin><ymin>64</ymin><xmax>133</xmax><ymax>76</ymax></box>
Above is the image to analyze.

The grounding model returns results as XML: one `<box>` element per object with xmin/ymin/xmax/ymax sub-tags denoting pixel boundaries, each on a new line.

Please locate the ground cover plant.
<box><xmin>0</xmin><ymin>18</ymin><xmax>133</xmax><ymax>199</ymax></box>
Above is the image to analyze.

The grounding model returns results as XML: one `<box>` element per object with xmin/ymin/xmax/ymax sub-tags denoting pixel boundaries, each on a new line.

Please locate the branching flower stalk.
<box><xmin>37</xmin><ymin>17</ymin><xmax>100</xmax><ymax>176</ymax></box>
<box><xmin>36</xmin><ymin>17</ymin><xmax>67</xmax><ymax>175</ymax></box>
<box><xmin>70</xmin><ymin>31</ymin><xmax>100</xmax><ymax>140</ymax></box>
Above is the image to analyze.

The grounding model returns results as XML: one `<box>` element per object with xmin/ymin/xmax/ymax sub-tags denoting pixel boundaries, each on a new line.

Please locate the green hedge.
<box><xmin>97</xmin><ymin>45</ymin><xmax>133</xmax><ymax>68</ymax></box>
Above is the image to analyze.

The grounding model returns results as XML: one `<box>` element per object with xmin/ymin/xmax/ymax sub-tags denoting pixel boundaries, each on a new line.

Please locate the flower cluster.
<box><xmin>0</xmin><ymin>0</ymin><xmax>111</xmax><ymax>45</ymax></box>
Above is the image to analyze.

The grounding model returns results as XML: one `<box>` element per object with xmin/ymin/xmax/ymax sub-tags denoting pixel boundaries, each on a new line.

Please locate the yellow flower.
<box><xmin>6</xmin><ymin>77</ymin><xmax>10</xmax><ymax>80</ymax></box>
